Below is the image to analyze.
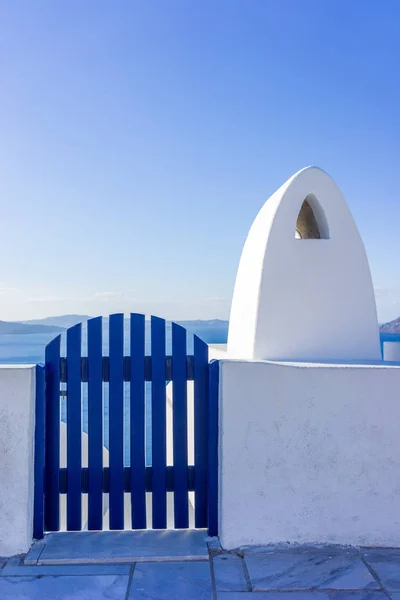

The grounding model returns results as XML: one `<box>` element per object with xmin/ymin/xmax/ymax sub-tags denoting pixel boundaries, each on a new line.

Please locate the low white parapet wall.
<box><xmin>0</xmin><ymin>365</ymin><xmax>36</xmax><ymax>556</ymax></box>
<box><xmin>218</xmin><ymin>359</ymin><xmax>400</xmax><ymax>549</ymax></box>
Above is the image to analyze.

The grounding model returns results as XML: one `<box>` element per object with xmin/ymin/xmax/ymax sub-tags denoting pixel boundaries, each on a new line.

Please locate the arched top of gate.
<box><xmin>44</xmin><ymin>313</ymin><xmax>209</xmax><ymax>365</ymax></box>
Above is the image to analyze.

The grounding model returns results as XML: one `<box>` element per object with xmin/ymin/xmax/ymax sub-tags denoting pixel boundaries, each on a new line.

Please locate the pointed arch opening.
<box><xmin>295</xmin><ymin>194</ymin><xmax>329</xmax><ymax>239</ymax></box>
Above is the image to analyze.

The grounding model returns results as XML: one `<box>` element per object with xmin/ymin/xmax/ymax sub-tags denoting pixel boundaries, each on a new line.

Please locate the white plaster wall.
<box><xmin>0</xmin><ymin>365</ymin><xmax>36</xmax><ymax>556</ymax></box>
<box><xmin>228</xmin><ymin>167</ymin><xmax>381</xmax><ymax>361</ymax></box>
<box><xmin>219</xmin><ymin>359</ymin><xmax>400</xmax><ymax>549</ymax></box>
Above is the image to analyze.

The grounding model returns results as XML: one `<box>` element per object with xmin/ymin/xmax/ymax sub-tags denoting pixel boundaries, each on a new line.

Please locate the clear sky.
<box><xmin>0</xmin><ymin>0</ymin><xmax>399</xmax><ymax>322</ymax></box>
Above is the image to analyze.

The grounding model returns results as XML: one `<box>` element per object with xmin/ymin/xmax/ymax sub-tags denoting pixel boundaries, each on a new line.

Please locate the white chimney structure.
<box><xmin>227</xmin><ymin>166</ymin><xmax>381</xmax><ymax>362</ymax></box>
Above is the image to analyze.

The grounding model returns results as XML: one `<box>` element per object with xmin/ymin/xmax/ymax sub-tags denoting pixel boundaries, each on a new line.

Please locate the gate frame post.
<box><xmin>208</xmin><ymin>359</ymin><xmax>219</xmax><ymax>537</ymax></box>
<box><xmin>33</xmin><ymin>364</ymin><xmax>45</xmax><ymax>540</ymax></box>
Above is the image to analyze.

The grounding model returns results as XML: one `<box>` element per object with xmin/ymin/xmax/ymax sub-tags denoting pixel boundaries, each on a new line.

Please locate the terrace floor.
<box><xmin>1</xmin><ymin>531</ymin><xmax>400</xmax><ymax>598</ymax></box>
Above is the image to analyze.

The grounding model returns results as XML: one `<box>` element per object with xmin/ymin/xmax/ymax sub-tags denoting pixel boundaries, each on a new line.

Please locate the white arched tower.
<box><xmin>227</xmin><ymin>166</ymin><xmax>381</xmax><ymax>361</ymax></box>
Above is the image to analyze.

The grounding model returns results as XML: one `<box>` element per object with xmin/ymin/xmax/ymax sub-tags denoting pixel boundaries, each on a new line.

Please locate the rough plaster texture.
<box><xmin>0</xmin><ymin>365</ymin><xmax>36</xmax><ymax>555</ymax></box>
<box><xmin>383</xmin><ymin>341</ymin><xmax>400</xmax><ymax>362</ymax></box>
<box><xmin>228</xmin><ymin>167</ymin><xmax>381</xmax><ymax>361</ymax></box>
<box><xmin>218</xmin><ymin>359</ymin><xmax>400</xmax><ymax>550</ymax></box>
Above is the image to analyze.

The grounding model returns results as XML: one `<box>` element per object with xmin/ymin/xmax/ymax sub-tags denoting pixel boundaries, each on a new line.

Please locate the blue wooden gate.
<box><xmin>33</xmin><ymin>314</ymin><xmax>219</xmax><ymax>537</ymax></box>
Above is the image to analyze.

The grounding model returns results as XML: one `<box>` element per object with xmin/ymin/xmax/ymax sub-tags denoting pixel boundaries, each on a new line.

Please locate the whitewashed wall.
<box><xmin>218</xmin><ymin>359</ymin><xmax>400</xmax><ymax>549</ymax></box>
<box><xmin>0</xmin><ymin>365</ymin><xmax>36</xmax><ymax>556</ymax></box>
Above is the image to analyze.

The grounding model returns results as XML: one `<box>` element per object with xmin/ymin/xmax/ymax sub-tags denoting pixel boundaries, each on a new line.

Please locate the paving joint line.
<box><xmin>208</xmin><ymin>541</ymin><xmax>218</xmax><ymax>600</ymax></box>
<box><xmin>361</xmin><ymin>555</ymin><xmax>392</xmax><ymax>600</ymax></box>
<box><xmin>241</xmin><ymin>553</ymin><xmax>252</xmax><ymax>592</ymax></box>
<box><xmin>0</xmin><ymin>558</ymin><xmax>9</xmax><ymax>575</ymax></box>
<box><xmin>124</xmin><ymin>563</ymin><xmax>136</xmax><ymax>600</ymax></box>
<box><xmin>35</xmin><ymin>541</ymin><xmax>47</xmax><ymax>565</ymax></box>
<box><xmin>24</xmin><ymin>538</ymin><xmax>47</xmax><ymax>566</ymax></box>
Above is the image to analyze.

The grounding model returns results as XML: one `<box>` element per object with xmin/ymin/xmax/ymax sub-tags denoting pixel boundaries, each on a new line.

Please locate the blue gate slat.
<box><xmin>87</xmin><ymin>317</ymin><xmax>103</xmax><ymax>530</ymax></box>
<box><xmin>208</xmin><ymin>360</ymin><xmax>219</xmax><ymax>536</ymax></box>
<box><xmin>130</xmin><ymin>313</ymin><xmax>146</xmax><ymax>529</ymax></box>
<box><xmin>66</xmin><ymin>324</ymin><xmax>82</xmax><ymax>531</ymax></box>
<box><xmin>193</xmin><ymin>334</ymin><xmax>209</xmax><ymax>528</ymax></box>
<box><xmin>44</xmin><ymin>335</ymin><xmax>61</xmax><ymax>532</ymax></box>
<box><xmin>109</xmin><ymin>313</ymin><xmax>125</xmax><ymax>530</ymax></box>
<box><xmin>172</xmin><ymin>322</ymin><xmax>189</xmax><ymax>528</ymax></box>
<box><xmin>33</xmin><ymin>364</ymin><xmax>45</xmax><ymax>539</ymax></box>
<box><xmin>151</xmin><ymin>316</ymin><xmax>167</xmax><ymax>529</ymax></box>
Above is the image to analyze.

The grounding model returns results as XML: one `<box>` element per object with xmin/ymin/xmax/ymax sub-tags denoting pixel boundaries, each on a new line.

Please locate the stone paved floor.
<box><xmin>2</xmin><ymin>535</ymin><xmax>400</xmax><ymax>598</ymax></box>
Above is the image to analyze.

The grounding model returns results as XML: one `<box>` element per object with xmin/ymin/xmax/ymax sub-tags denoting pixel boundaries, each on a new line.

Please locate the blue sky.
<box><xmin>0</xmin><ymin>0</ymin><xmax>399</xmax><ymax>322</ymax></box>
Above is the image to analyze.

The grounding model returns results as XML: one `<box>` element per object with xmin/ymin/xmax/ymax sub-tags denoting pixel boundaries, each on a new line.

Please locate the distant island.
<box><xmin>23</xmin><ymin>314</ymin><xmax>91</xmax><ymax>329</ymax></box>
<box><xmin>380</xmin><ymin>317</ymin><xmax>400</xmax><ymax>334</ymax></box>
<box><xmin>0</xmin><ymin>314</ymin><xmax>91</xmax><ymax>335</ymax></box>
<box><xmin>0</xmin><ymin>321</ymin><xmax>65</xmax><ymax>335</ymax></box>
<box><xmin>0</xmin><ymin>315</ymin><xmax>229</xmax><ymax>340</ymax></box>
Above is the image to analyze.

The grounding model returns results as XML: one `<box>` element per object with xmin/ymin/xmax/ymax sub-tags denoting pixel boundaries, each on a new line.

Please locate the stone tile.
<box><xmin>327</xmin><ymin>594</ymin><xmax>387</xmax><ymax>599</ymax></box>
<box><xmin>0</xmin><ymin>574</ymin><xmax>129</xmax><ymax>599</ymax></box>
<box><xmin>128</xmin><ymin>561</ymin><xmax>212</xmax><ymax>599</ymax></box>
<box><xmin>213</xmin><ymin>553</ymin><xmax>248</xmax><ymax>591</ymax></box>
<box><xmin>363</xmin><ymin>549</ymin><xmax>400</xmax><ymax>591</ymax></box>
<box><xmin>36</xmin><ymin>529</ymin><xmax>208</xmax><ymax>564</ymax></box>
<box><xmin>217</xmin><ymin>593</ymin><xmax>330</xmax><ymax>599</ymax></box>
<box><xmin>1</xmin><ymin>556</ymin><xmax>130</xmax><ymax>576</ymax></box>
<box><xmin>244</xmin><ymin>550</ymin><xmax>379</xmax><ymax>591</ymax></box>
<box><xmin>241</xmin><ymin>544</ymin><xmax>361</xmax><ymax>556</ymax></box>
<box><xmin>217</xmin><ymin>593</ymin><xmax>386</xmax><ymax>599</ymax></box>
